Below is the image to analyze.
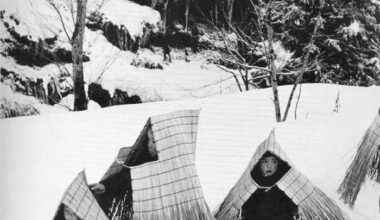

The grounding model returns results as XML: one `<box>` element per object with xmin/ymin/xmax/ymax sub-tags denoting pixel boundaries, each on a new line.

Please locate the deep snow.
<box><xmin>0</xmin><ymin>0</ymin><xmax>240</xmax><ymax>111</ymax></box>
<box><xmin>1</xmin><ymin>84</ymin><xmax>379</xmax><ymax>220</ymax></box>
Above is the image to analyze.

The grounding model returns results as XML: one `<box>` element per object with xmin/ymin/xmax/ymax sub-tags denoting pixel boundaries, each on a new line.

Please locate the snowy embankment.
<box><xmin>1</xmin><ymin>84</ymin><xmax>379</xmax><ymax>220</ymax></box>
<box><xmin>1</xmin><ymin>0</ymin><xmax>238</xmax><ymax>113</ymax></box>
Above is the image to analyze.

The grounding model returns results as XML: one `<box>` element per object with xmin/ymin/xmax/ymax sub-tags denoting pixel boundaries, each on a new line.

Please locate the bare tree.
<box><xmin>162</xmin><ymin>0</ymin><xmax>170</xmax><ymax>34</ymax></box>
<box><xmin>72</xmin><ymin>0</ymin><xmax>87</xmax><ymax>111</ymax></box>
<box><xmin>47</xmin><ymin>0</ymin><xmax>88</xmax><ymax>110</ymax></box>
<box><xmin>185</xmin><ymin>0</ymin><xmax>190</xmax><ymax>32</ymax></box>
<box><xmin>215</xmin><ymin>0</ymin><xmax>284</xmax><ymax>121</ymax></box>
<box><xmin>214</xmin><ymin>0</ymin><xmax>323</xmax><ymax>122</ymax></box>
<box><xmin>262</xmin><ymin>0</ymin><xmax>281</xmax><ymax>122</ymax></box>
<box><xmin>49</xmin><ymin>0</ymin><xmax>117</xmax><ymax>111</ymax></box>
<box><xmin>282</xmin><ymin>12</ymin><xmax>323</xmax><ymax>121</ymax></box>
<box><xmin>226</xmin><ymin>0</ymin><xmax>235</xmax><ymax>28</ymax></box>
<box><xmin>213</xmin><ymin>0</ymin><xmax>219</xmax><ymax>26</ymax></box>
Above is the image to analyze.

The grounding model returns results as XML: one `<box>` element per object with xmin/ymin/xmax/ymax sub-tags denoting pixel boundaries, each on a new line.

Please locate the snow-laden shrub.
<box><xmin>111</xmin><ymin>88</ymin><xmax>142</xmax><ymax>105</ymax></box>
<box><xmin>1</xmin><ymin>83</ymin><xmax>42</xmax><ymax>118</ymax></box>
<box><xmin>130</xmin><ymin>57</ymin><xmax>163</xmax><ymax>69</ymax></box>
<box><xmin>1</xmin><ymin>96</ymin><xmax>39</xmax><ymax>118</ymax></box>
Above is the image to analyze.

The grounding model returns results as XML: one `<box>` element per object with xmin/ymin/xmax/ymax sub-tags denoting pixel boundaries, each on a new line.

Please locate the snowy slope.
<box><xmin>1</xmin><ymin>84</ymin><xmax>379</xmax><ymax>220</ymax></box>
<box><xmin>0</xmin><ymin>0</ymin><xmax>160</xmax><ymax>45</ymax></box>
<box><xmin>0</xmin><ymin>0</ymin><xmax>238</xmax><ymax>110</ymax></box>
<box><xmin>80</xmin><ymin>30</ymin><xmax>237</xmax><ymax>102</ymax></box>
<box><xmin>97</xmin><ymin>0</ymin><xmax>161</xmax><ymax>39</ymax></box>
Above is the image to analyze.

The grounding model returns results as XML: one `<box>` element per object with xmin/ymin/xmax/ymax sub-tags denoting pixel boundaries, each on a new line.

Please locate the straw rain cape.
<box><xmin>214</xmin><ymin>130</ymin><xmax>350</xmax><ymax>220</ymax></box>
<box><xmin>53</xmin><ymin>171</ymin><xmax>109</xmax><ymax>220</ymax></box>
<box><xmin>54</xmin><ymin>110</ymin><xmax>214</xmax><ymax>220</ymax></box>
<box><xmin>338</xmin><ymin>109</ymin><xmax>380</xmax><ymax>209</ymax></box>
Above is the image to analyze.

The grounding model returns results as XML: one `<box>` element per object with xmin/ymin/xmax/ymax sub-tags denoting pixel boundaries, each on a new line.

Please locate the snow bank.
<box><xmin>0</xmin><ymin>83</ymin><xmax>66</xmax><ymax>117</ymax></box>
<box><xmin>1</xmin><ymin>84</ymin><xmax>379</xmax><ymax>220</ymax></box>
<box><xmin>0</xmin><ymin>0</ymin><xmax>160</xmax><ymax>48</ymax></box>
<box><xmin>1</xmin><ymin>0</ymin><xmax>67</xmax><ymax>41</ymax></box>
<box><xmin>98</xmin><ymin>0</ymin><xmax>161</xmax><ymax>38</ymax></box>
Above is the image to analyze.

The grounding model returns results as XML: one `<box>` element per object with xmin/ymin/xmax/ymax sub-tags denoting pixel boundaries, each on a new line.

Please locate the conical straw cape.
<box><xmin>338</xmin><ymin>110</ymin><xmax>380</xmax><ymax>208</ymax></box>
<box><xmin>214</xmin><ymin>129</ymin><xmax>350</xmax><ymax>220</ymax></box>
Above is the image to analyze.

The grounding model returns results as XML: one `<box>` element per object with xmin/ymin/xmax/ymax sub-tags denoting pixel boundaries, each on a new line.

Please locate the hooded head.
<box><xmin>259</xmin><ymin>153</ymin><xmax>279</xmax><ymax>177</ymax></box>
<box><xmin>251</xmin><ymin>151</ymin><xmax>291</xmax><ymax>187</ymax></box>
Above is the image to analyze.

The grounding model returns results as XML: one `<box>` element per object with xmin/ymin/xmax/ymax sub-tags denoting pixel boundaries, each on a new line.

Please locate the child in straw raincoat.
<box><xmin>241</xmin><ymin>152</ymin><xmax>298</xmax><ymax>220</ymax></box>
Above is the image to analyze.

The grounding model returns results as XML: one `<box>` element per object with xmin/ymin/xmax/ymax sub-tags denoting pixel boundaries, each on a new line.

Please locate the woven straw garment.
<box><xmin>56</xmin><ymin>110</ymin><xmax>214</xmax><ymax>220</ymax></box>
<box><xmin>339</xmin><ymin>109</ymin><xmax>380</xmax><ymax>209</ymax></box>
<box><xmin>54</xmin><ymin>171</ymin><xmax>109</xmax><ymax>220</ymax></box>
<box><xmin>127</xmin><ymin>109</ymin><xmax>214</xmax><ymax>220</ymax></box>
<box><xmin>214</xmin><ymin>130</ymin><xmax>350</xmax><ymax>220</ymax></box>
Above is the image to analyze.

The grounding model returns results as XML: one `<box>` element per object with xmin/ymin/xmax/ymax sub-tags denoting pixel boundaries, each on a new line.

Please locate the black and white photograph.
<box><xmin>1</xmin><ymin>0</ymin><xmax>380</xmax><ymax>220</ymax></box>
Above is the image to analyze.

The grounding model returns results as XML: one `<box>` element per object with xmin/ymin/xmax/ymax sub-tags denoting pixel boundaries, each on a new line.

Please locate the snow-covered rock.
<box><xmin>87</xmin><ymin>99</ymin><xmax>101</xmax><ymax>110</ymax></box>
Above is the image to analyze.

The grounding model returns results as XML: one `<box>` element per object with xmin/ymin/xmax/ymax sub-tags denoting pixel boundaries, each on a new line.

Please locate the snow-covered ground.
<box><xmin>0</xmin><ymin>0</ymin><xmax>239</xmax><ymax>113</ymax></box>
<box><xmin>1</xmin><ymin>84</ymin><xmax>379</xmax><ymax>220</ymax></box>
<box><xmin>1</xmin><ymin>40</ymin><xmax>238</xmax><ymax>110</ymax></box>
<box><xmin>80</xmin><ymin>31</ymin><xmax>238</xmax><ymax>102</ymax></box>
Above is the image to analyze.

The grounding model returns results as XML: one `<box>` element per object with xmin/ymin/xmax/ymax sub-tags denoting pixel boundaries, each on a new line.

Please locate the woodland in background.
<box><xmin>2</xmin><ymin>0</ymin><xmax>379</xmax><ymax>88</ymax></box>
<box><xmin>134</xmin><ymin>0</ymin><xmax>380</xmax><ymax>87</ymax></box>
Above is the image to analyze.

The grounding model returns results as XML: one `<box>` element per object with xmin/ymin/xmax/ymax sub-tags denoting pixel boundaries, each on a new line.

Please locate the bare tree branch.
<box><xmin>68</xmin><ymin>0</ymin><xmax>76</xmax><ymax>27</ymax></box>
<box><xmin>294</xmin><ymin>84</ymin><xmax>302</xmax><ymax>120</ymax></box>
<box><xmin>181</xmin><ymin>74</ymin><xmax>236</xmax><ymax>92</ymax></box>
<box><xmin>282</xmin><ymin>12</ymin><xmax>322</xmax><ymax>121</ymax></box>
<box><xmin>217</xmin><ymin>64</ymin><xmax>243</xmax><ymax>92</ymax></box>
<box><xmin>47</xmin><ymin>0</ymin><xmax>72</xmax><ymax>42</ymax></box>
<box><xmin>94</xmin><ymin>51</ymin><xmax>120</xmax><ymax>83</ymax></box>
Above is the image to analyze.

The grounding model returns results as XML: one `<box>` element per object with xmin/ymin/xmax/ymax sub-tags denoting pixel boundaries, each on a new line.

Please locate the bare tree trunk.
<box><xmin>282</xmin><ymin>12</ymin><xmax>321</xmax><ymax>121</ymax></box>
<box><xmin>242</xmin><ymin>67</ymin><xmax>249</xmax><ymax>91</ymax></box>
<box><xmin>268</xmin><ymin>48</ymin><xmax>281</xmax><ymax>122</ymax></box>
<box><xmin>214</xmin><ymin>0</ymin><xmax>218</xmax><ymax>26</ymax></box>
<box><xmin>72</xmin><ymin>0</ymin><xmax>87</xmax><ymax>111</ymax></box>
<box><xmin>227</xmin><ymin>0</ymin><xmax>235</xmax><ymax>28</ymax></box>
<box><xmin>294</xmin><ymin>84</ymin><xmax>302</xmax><ymax>120</ymax></box>
<box><xmin>185</xmin><ymin>0</ymin><xmax>190</xmax><ymax>32</ymax></box>
<box><xmin>265</xmin><ymin>0</ymin><xmax>281</xmax><ymax>122</ymax></box>
<box><xmin>163</xmin><ymin>0</ymin><xmax>169</xmax><ymax>34</ymax></box>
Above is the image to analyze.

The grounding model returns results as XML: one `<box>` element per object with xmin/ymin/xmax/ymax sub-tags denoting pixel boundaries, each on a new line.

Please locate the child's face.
<box><xmin>260</xmin><ymin>156</ymin><xmax>279</xmax><ymax>177</ymax></box>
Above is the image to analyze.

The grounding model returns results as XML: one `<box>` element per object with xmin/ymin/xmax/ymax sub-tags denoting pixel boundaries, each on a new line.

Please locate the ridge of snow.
<box><xmin>0</xmin><ymin>84</ymin><xmax>379</xmax><ymax>220</ymax></box>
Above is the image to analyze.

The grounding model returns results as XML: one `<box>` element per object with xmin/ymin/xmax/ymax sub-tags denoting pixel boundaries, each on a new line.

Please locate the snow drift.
<box><xmin>1</xmin><ymin>84</ymin><xmax>380</xmax><ymax>220</ymax></box>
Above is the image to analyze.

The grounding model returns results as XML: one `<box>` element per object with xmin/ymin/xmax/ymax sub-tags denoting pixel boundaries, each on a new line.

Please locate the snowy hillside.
<box><xmin>0</xmin><ymin>0</ymin><xmax>159</xmax><ymax>47</ymax></box>
<box><xmin>1</xmin><ymin>0</ymin><xmax>239</xmax><ymax>115</ymax></box>
<box><xmin>1</xmin><ymin>84</ymin><xmax>379</xmax><ymax>220</ymax></box>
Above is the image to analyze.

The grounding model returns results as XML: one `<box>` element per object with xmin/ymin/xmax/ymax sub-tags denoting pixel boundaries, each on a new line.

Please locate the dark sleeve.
<box><xmin>272</xmin><ymin>212</ymin><xmax>295</xmax><ymax>220</ymax></box>
<box><xmin>241</xmin><ymin>189</ymin><xmax>262</xmax><ymax>220</ymax></box>
<box><xmin>273</xmin><ymin>190</ymin><xmax>298</xmax><ymax>220</ymax></box>
<box><xmin>241</xmin><ymin>205</ymin><xmax>258</xmax><ymax>220</ymax></box>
